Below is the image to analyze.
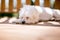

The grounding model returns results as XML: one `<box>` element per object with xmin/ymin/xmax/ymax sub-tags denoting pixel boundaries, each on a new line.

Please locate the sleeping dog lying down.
<box><xmin>9</xmin><ymin>5</ymin><xmax>60</xmax><ymax>24</ymax></box>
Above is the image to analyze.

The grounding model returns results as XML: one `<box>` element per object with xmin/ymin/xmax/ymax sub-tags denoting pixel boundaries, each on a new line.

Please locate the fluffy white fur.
<box><xmin>53</xmin><ymin>9</ymin><xmax>60</xmax><ymax>20</ymax></box>
<box><xmin>35</xmin><ymin>6</ymin><xmax>53</xmax><ymax>21</ymax></box>
<box><xmin>18</xmin><ymin>5</ymin><xmax>40</xmax><ymax>24</ymax></box>
<box><xmin>9</xmin><ymin>5</ymin><xmax>60</xmax><ymax>24</ymax></box>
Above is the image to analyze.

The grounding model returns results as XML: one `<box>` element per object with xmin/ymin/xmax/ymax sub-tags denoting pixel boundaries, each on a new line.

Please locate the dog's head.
<box><xmin>19</xmin><ymin>5</ymin><xmax>40</xmax><ymax>24</ymax></box>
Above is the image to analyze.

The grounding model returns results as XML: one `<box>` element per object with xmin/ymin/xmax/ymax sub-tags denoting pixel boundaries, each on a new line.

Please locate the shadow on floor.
<box><xmin>12</xmin><ymin>21</ymin><xmax>60</xmax><ymax>27</ymax></box>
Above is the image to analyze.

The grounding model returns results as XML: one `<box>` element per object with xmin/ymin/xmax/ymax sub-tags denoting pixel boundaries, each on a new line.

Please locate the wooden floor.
<box><xmin>0</xmin><ymin>22</ymin><xmax>60</xmax><ymax>40</ymax></box>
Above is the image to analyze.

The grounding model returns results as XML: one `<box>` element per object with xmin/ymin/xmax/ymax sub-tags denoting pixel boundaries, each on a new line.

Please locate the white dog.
<box><xmin>10</xmin><ymin>5</ymin><xmax>40</xmax><ymax>24</ymax></box>
<box><xmin>9</xmin><ymin>5</ymin><xmax>60</xmax><ymax>24</ymax></box>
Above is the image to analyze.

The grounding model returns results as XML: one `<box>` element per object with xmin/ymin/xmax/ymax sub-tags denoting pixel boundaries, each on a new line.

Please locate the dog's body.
<box><xmin>9</xmin><ymin>5</ymin><xmax>60</xmax><ymax>24</ymax></box>
<box><xmin>34</xmin><ymin>6</ymin><xmax>53</xmax><ymax>21</ymax></box>
<box><xmin>53</xmin><ymin>9</ymin><xmax>60</xmax><ymax>20</ymax></box>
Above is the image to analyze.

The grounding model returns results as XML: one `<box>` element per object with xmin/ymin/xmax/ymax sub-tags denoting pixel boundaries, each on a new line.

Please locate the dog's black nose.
<box><xmin>22</xmin><ymin>21</ymin><xmax>25</xmax><ymax>24</ymax></box>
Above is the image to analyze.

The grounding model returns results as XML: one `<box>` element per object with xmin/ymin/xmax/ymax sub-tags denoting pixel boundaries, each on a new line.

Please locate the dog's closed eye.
<box><xmin>26</xmin><ymin>17</ymin><xmax>29</xmax><ymax>19</ymax></box>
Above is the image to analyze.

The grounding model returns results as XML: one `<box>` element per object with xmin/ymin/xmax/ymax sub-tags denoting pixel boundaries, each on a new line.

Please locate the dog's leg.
<box><xmin>8</xmin><ymin>18</ymin><xmax>21</xmax><ymax>24</ymax></box>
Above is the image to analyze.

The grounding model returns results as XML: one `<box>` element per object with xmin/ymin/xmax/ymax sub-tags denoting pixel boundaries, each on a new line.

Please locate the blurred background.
<box><xmin>0</xmin><ymin>0</ymin><xmax>60</xmax><ymax>18</ymax></box>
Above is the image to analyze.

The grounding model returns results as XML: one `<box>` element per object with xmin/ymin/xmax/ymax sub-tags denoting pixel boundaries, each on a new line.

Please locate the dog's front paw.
<box><xmin>8</xmin><ymin>17</ymin><xmax>19</xmax><ymax>24</ymax></box>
